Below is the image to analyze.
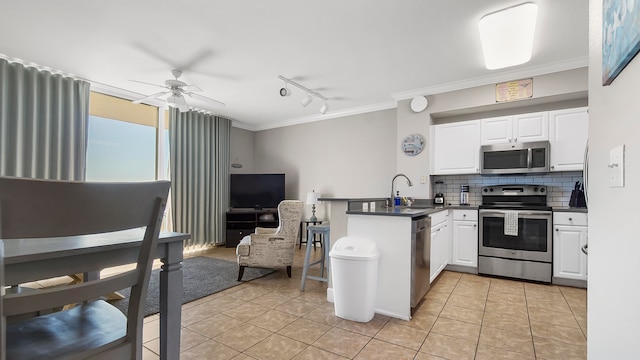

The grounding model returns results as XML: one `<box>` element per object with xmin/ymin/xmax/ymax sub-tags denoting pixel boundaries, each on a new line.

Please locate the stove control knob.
<box><xmin>489</xmin><ymin>188</ymin><xmax>494</xmax><ymax>192</ymax></box>
<box><xmin>483</xmin><ymin>188</ymin><xmax>488</xmax><ymax>193</ymax></box>
<box><xmin>533</xmin><ymin>187</ymin><xmax>538</xmax><ymax>192</ymax></box>
<box><xmin>540</xmin><ymin>187</ymin><xmax>545</xmax><ymax>193</ymax></box>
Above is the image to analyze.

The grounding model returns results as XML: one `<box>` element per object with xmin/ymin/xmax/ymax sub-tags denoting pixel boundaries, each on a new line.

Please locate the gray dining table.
<box><xmin>3</xmin><ymin>228</ymin><xmax>190</xmax><ymax>360</ymax></box>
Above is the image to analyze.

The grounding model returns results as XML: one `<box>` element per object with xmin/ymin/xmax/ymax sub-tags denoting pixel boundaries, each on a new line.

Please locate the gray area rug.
<box><xmin>111</xmin><ymin>256</ymin><xmax>274</xmax><ymax>316</ymax></box>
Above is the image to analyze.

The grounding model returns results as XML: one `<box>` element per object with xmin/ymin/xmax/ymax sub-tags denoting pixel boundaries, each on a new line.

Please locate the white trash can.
<box><xmin>329</xmin><ymin>236</ymin><xmax>380</xmax><ymax>322</ymax></box>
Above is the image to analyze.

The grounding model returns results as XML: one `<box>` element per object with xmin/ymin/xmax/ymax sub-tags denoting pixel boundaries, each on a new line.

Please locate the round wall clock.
<box><xmin>401</xmin><ymin>134</ymin><xmax>425</xmax><ymax>156</ymax></box>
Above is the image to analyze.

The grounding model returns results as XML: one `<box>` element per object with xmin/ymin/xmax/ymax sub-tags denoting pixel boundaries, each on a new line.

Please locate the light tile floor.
<box><xmin>138</xmin><ymin>246</ymin><xmax>587</xmax><ymax>360</ymax></box>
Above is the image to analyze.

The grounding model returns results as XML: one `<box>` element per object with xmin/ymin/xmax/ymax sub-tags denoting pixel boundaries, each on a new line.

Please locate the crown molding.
<box><xmin>251</xmin><ymin>101</ymin><xmax>398</xmax><ymax>131</ymax></box>
<box><xmin>391</xmin><ymin>56</ymin><xmax>589</xmax><ymax>101</ymax></box>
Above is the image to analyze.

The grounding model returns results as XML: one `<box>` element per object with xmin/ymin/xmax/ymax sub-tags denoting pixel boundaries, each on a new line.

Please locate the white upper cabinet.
<box><xmin>431</xmin><ymin>107</ymin><xmax>586</xmax><ymax>175</ymax></box>
<box><xmin>549</xmin><ymin>107</ymin><xmax>589</xmax><ymax>172</ymax></box>
<box><xmin>432</xmin><ymin>120</ymin><xmax>480</xmax><ymax>175</ymax></box>
<box><xmin>480</xmin><ymin>112</ymin><xmax>548</xmax><ymax>145</ymax></box>
<box><xmin>479</xmin><ymin>116</ymin><xmax>512</xmax><ymax>144</ymax></box>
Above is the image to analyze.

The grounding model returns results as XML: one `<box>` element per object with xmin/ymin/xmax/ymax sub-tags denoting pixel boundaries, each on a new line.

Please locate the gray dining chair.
<box><xmin>0</xmin><ymin>177</ymin><xmax>170</xmax><ymax>360</ymax></box>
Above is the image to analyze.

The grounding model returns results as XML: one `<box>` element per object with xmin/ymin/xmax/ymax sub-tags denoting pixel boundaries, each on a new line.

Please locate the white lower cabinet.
<box><xmin>430</xmin><ymin>210</ymin><xmax>450</xmax><ymax>283</ymax></box>
<box><xmin>553</xmin><ymin>212</ymin><xmax>588</xmax><ymax>285</ymax></box>
<box><xmin>451</xmin><ymin>210</ymin><xmax>478</xmax><ymax>268</ymax></box>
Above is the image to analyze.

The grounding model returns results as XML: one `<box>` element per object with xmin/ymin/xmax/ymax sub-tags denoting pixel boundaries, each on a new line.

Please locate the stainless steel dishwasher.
<box><xmin>411</xmin><ymin>216</ymin><xmax>430</xmax><ymax>308</ymax></box>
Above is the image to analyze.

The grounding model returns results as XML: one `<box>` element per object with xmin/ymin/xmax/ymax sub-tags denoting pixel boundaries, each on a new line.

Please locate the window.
<box><xmin>86</xmin><ymin>92</ymin><xmax>164</xmax><ymax>182</ymax></box>
<box><xmin>85</xmin><ymin>115</ymin><xmax>156</xmax><ymax>181</ymax></box>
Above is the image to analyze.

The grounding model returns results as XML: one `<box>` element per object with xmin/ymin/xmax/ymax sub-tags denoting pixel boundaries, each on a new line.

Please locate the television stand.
<box><xmin>225</xmin><ymin>208</ymin><xmax>279</xmax><ymax>248</ymax></box>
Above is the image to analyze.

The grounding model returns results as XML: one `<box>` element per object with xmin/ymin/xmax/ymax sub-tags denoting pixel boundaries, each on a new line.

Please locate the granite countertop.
<box><xmin>318</xmin><ymin>197</ymin><xmax>387</xmax><ymax>202</ymax></box>
<box><xmin>346</xmin><ymin>205</ymin><xmax>479</xmax><ymax>218</ymax></box>
<box><xmin>553</xmin><ymin>207</ymin><xmax>588</xmax><ymax>213</ymax></box>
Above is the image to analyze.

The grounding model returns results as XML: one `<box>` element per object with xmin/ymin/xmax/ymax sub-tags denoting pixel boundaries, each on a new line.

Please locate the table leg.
<box><xmin>160</xmin><ymin>241</ymin><xmax>183</xmax><ymax>360</ymax></box>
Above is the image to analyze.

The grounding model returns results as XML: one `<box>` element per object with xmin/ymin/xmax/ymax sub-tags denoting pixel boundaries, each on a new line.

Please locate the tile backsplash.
<box><xmin>432</xmin><ymin>171</ymin><xmax>584</xmax><ymax>208</ymax></box>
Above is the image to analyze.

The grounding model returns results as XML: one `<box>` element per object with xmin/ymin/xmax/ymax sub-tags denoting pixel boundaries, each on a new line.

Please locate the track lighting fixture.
<box><xmin>301</xmin><ymin>93</ymin><xmax>313</xmax><ymax>107</ymax></box>
<box><xmin>279</xmin><ymin>84</ymin><xmax>291</xmax><ymax>97</ymax></box>
<box><xmin>278</xmin><ymin>75</ymin><xmax>330</xmax><ymax>115</ymax></box>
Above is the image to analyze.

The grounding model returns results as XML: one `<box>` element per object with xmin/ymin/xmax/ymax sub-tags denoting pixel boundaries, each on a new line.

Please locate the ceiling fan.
<box><xmin>130</xmin><ymin>69</ymin><xmax>225</xmax><ymax>112</ymax></box>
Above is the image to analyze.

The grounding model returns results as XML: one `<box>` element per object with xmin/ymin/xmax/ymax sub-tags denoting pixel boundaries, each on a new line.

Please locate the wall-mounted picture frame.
<box><xmin>602</xmin><ymin>0</ymin><xmax>640</xmax><ymax>85</ymax></box>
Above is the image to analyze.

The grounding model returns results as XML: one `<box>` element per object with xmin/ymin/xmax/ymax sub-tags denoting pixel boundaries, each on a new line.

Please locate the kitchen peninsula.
<box><xmin>345</xmin><ymin>205</ymin><xmax>446</xmax><ymax>320</ymax></box>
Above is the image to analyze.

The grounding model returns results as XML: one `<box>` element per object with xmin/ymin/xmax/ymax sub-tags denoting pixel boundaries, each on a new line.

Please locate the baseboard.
<box><xmin>445</xmin><ymin>264</ymin><xmax>478</xmax><ymax>274</ymax></box>
<box><xmin>326</xmin><ymin>287</ymin><xmax>334</xmax><ymax>303</ymax></box>
<box><xmin>552</xmin><ymin>276</ymin><xmax>587</xmax><ymax>288</ymax></box>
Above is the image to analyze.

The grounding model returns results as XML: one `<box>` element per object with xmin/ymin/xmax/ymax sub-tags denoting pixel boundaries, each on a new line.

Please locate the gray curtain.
<box><xmin>0</xmin><ymin>58</ymin><xmax>90</xmax><ymax>180</ymax></box>
<box><xmin>169</xmin><ymin>109</ymin><xmax>230</xmax><ymax>247</ymax></box>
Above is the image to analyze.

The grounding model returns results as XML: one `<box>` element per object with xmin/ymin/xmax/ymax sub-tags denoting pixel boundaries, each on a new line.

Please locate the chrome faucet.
<box><xmin>390</xmin><ymin>173</ymin><xmax>413</xmax><ymax>208</ymax></box>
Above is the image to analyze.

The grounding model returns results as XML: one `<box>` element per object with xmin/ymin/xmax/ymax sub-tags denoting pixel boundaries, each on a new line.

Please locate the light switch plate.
<box><xmin>609</xmin><ymin>145</ymin><xmax>624</xmax><ymax>187</ymax></box>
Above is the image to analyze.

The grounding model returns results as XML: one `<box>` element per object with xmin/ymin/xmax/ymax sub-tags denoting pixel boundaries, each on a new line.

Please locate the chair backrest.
<box><xmin>273</xmin><ymin>200</ymin><xmax>304</xmax><ymax>245</ymax></box>
<box><xmin>0</xmin><ymin>176</ymin><xmax>170</xmax><ymax>358</ymax></box>
<box><xmin>1</xmin><ymin>240</ymin><xmax>5</xmax><ymax>360</ymax></box>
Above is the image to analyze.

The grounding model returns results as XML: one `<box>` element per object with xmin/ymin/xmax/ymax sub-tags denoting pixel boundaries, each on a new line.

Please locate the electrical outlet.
<box><xmin>420</xmin><ymin>176</ymin><xmax>427</xmax><ymax>184</ymax></box>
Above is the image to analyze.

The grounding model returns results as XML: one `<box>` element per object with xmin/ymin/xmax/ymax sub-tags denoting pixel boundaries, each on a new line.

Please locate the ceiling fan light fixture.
<box><xmin>167</xmin><ymin>94</ymin><xmax>190</xmax><ymax>112</ymax></box>
<box><xmin>166</xmin><ymin>94</ymin><xmax>179</xmax><ymax>106</ymax></box>
<box><xmin>130</xmin><ymin>70</ymin><xmax>224</xmax><ymax>111</ymax></box>
<box><xmin>478</xmin><ymin>2</ymin><xmax>538</xmax><ymax>70</ymax></box>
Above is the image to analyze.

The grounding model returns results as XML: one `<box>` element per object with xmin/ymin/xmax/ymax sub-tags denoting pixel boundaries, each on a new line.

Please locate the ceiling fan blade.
<box><xmin>182</xmin><ymin>85</ymin><xmax>203</xmax><ymax>92</ymax></box>
<box><xmin>128</xmin><ymin>79</ymin><xmax>168</xmax><ymax>88</ymax></box>
<box><xmin>132</xmin><ymin>91</ymin><xmax>171</xmax><ymax>104</ymax></box>
<box><xmin>186</xmin><ymin>92</ymin><xmax>225</xmax><ymax>107</ymax></box>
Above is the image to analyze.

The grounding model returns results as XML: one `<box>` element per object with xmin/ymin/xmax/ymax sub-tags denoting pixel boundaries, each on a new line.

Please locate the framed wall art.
<box><xmin>602</xmin><ymin>0</ymin><xmax>640</xmax><ymax>85</ymax></box>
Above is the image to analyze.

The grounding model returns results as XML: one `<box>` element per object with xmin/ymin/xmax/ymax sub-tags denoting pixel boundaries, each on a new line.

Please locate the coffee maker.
<box><xmin>434</xmin><ymin>181</ymin><xmax>445</xmax><ymax>205</ymax></box>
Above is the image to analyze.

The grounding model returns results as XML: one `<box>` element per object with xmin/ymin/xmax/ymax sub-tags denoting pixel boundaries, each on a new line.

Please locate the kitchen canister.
<box><xmin>460</xmin><ymin>185</ymin><xmax>470</xmax><ymax>205</ymax></box>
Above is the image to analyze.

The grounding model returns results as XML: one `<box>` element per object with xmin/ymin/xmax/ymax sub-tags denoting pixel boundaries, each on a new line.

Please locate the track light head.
<box><xmin>301</xmin><ymin>93</ymin><xmax>313</xmax><ymax>107</ymax></box>
<box><xmin>320</xmin><ymin>102</ymin><xmax>329</xmax><ymax>114</ymax></box>
<box><xmin>279</xmin><ymin>87</ymin><xmax>291</xmax><ymax>97</ymax></box>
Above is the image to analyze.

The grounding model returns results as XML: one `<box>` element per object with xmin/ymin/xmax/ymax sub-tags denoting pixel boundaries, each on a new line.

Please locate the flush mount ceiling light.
<box><xmin>278</xmin><ymin>75</ymin><xmax>330</xmax><ymax>114</ymax></box>
<box><xmin>478</xmin><ymin>2</ymin><xmax>538</xmax><ymax>70</ymax></box>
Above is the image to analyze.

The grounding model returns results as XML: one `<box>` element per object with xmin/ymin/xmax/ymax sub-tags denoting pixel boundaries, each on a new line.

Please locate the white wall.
<box><xmin>230</xmin><ymin>127</ymin><xmax>255</xmax><ymax>173</ymax></box>
<box><xmin>253</xmin><ymin>109</ymin><xmax>397</xmax><ymax>219</ymax></box>
<box><xmin>396</xmin><ymin>100</ymin><xmax>431</xmax><ymax>198</ymax></box>
<box><xmin>588</xmin><ymin>1</ymin><xmax>640</xmax><ymax>358</ymax></box>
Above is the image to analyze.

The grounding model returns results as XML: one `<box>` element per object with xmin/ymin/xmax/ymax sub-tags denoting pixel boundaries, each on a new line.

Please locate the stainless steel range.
<box><xmin>478</xmin><ymin>184</ymin><xmax>552</xmax><ymax>283</ymax></box>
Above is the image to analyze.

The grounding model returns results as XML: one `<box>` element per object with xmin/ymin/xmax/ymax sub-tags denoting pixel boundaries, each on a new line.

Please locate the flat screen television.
<box><xmin>230</xmin><ymin>173</ymin><xmax>285</xmax><ymax>209</ymax></box>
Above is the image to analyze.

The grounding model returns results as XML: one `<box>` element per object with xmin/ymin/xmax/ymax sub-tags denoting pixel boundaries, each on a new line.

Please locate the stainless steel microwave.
<box><xmin>480</xmin><ymin>141</ymin><xmax>549</xmax><ymax>175</ymax></box>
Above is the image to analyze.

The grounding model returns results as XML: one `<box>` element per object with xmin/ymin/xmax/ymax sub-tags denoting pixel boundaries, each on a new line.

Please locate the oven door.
<box><xmin>479</xmin><ymin>209</ymin><xmax>552</xmax><ymax>263</ymax></box>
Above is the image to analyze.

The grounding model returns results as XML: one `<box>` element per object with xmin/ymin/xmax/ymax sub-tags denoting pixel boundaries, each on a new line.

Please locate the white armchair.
<box><xmin>236</xmin><ymin>200</ymin><xmax>304</xmax><ymax>281</ymax></box>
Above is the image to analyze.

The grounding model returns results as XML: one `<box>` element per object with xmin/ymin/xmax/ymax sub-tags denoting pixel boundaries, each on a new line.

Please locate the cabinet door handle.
<box><xmin>473</xmin><ymin>224</ymin><xmax>477</xmax><ymax>228</ymax></box>
<box><xmin>555</xmin><ymin>228</ymin><xmax>559</xmax><ymax>231</ymax></box>
<box><xmin>568</xmin><ymin>217</ymin><xmax>573</xmax><ymax>221</ymax></box>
